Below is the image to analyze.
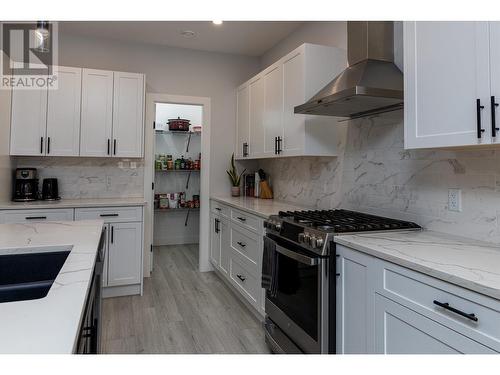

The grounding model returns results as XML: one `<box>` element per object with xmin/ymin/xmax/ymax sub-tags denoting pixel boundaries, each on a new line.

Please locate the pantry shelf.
<box><xmin>155</xmin><ymin>130</ymin><xmax>201</xmax><ymax>135</ymax></box>
<box><xmin>155</xmin><ymin>169</ymin><xmax>200</xmax><ymax>173</ymax></box>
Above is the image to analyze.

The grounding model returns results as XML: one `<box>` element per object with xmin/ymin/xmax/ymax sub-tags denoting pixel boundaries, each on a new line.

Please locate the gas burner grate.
<box><xmin>278</xmin><ymin>209</ymin><xmax>421</xmax><ymax>233</ymax></box>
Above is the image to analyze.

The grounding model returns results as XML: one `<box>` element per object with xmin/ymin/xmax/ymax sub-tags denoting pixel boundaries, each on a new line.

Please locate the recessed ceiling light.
<box><xmin>180</xmin><ymin>30</ymin><xmax>196</xmax><ymax>38</ymax></box>
<box><xmin>212</xmin><ymin>20</ymin><xmax>223</xmax><ymax>25</ymax></box>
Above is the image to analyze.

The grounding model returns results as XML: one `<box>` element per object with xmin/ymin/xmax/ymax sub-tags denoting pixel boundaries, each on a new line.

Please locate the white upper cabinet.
<box><xmin>236</xmin><ymin>85</ymin><xmax>250</xmax><ymax>158</ymax></box>
<box><xmin>10</xmin><ymin>71</ymin><xmax>48</xmax><ymax>156</ymax></box>
<box><xmin>80</xmin><ymin>69</ymin><xmax>114</xmax><ymax>157</ymax></box>
<box><xmin>404</xmin><ymin>22</ymin><xmax>493</xmax><ymax>149</ymax></box>
<box><xmin>112</xmin><ymin>72</ymin><xmax>145</xmax><ymax>158</ymax></box>
<box><xmin>10</xmin><ymin>66</ymin><xmax>145</xmax><ymax>158</ymax></box>
<box><xmin>46</xmin><ymin>66</ymin><xmax>82</xmax><ymax>156</ymax></box>
<box><xmin>248</xmin><ymin>76</ymin><xmax>265</xmax><ymax>158</ymax></box>
<box><xmin>235</xmin><ymin>43</ymin><xmax>346</xmax><ymax>159</ymax></box>
<box><xmin>263</xmin><ymin>64</ymin><xmax>284</xmax><ymax>156</ymax></box>
<box><xmin>489</xmin><ymin>22</ymin><xmax>500</xmax><ymax>144</ymax></box>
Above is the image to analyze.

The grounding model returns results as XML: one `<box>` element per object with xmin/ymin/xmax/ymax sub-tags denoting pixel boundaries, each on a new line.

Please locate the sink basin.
<box><xmin>0</xmin><ymin>249</ymin><xmax>70</xmax><ymax>303</ymax></box>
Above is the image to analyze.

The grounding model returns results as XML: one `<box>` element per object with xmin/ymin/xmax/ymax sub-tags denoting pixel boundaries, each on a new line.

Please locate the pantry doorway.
<box><xmin>144</xmin><ymin>94</ymin><xmax>211</xmax><ymax>277</ymax></box>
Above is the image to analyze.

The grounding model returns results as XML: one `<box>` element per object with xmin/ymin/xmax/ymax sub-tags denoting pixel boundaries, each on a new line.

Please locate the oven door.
<box><xmin>264</xmin><ymin>233</ymin><xmax>328</xmax><ymax>354</ymax></box>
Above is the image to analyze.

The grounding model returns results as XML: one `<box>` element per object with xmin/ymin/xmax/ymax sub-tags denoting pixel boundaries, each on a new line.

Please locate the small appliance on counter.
<box><xmin>12</xmin><ymin>168</ymin><xmax>39</xmax><ymax>202</ymax></box>
<box><xmin>41</xmin><ymin>178</ymin><xmax>60</xmax><ymax>201</ymax></box>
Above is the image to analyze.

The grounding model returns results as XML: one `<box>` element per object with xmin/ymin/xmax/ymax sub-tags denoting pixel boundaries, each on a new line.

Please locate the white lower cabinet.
<box><xmin>374</xmin><ymin>294</ymin><xmax>494</xmax><ymax>354</ymax></box>
<box><xmin>107</xmin><ymin>222</ymin><xmax>142</xmax><ymax>287</ymax></box>
<box><xmin>210</xmin><ymin>200</ymin><xmax>265</xmax><ymax>316</ymax></box>
<box><xmin>336</xmin><ymin>244</ymin><xmax>500</xmax><ymax>354</ymax></box>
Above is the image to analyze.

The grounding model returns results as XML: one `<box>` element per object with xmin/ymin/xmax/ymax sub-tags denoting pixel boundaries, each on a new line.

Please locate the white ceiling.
<box><xmin>59</xmin><ymin>21</ymin><xmax>304</xmax><ymax>57</ymax></box>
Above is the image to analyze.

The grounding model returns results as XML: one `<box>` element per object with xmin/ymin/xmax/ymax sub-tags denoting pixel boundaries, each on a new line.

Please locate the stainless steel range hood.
<box><xmin>294</xmin><ymin>21</ymin><xmax>403</xmax><ymax>119</ymax></box>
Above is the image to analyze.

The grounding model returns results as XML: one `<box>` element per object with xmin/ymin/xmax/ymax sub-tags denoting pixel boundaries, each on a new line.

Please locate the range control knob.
<box><xmin>310</xmin><ymin>236</ymin><xmax>318</xmax><ymax>248</ymax></box>
<box><xmin>315</xmin><ymin>238</ymin><xmax>324</xmax><ymax>248</ymax></box>
<box><xmin>304</xmin><ymin>233</ymin><xmax>311</xmax><ymax>245</ymax></box>
<box><xmin>275</xmin><ymin>222</ymin><xmax>282</xmax><ymax>231</ymax></box>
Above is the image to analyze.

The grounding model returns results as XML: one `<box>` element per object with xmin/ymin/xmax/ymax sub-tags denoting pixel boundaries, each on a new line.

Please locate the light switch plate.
<box><xmin>448</xmin><ymin>188</ymin><xmax>462</xmax><ymax>212</ymax></box>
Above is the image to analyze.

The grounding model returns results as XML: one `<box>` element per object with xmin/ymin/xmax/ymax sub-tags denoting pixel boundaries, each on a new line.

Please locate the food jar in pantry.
<box><xmin>168</xmin><ymin>193</ymin><xmax>178</xmax><ymax>209</ymax></box>
<box><xmin>193</xmin><ymin>195</ymin><xmax>200</xmax><ymax>208</ymax></box>
<box><xmin>159</xmin><ymin>194</ymin><xmax>169</xmax><ymax>209</ymax></box>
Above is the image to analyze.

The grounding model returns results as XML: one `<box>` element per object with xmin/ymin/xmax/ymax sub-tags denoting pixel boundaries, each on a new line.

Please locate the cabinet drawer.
<box><xmin>230</xmin><ymin>256</ymin><xmax>260</xmax><ymax>305</ymax></box>
<box><xmin>230</xmin><ymin>225</ymin><xmax>260</xmax><ymax>268</ymax></box>
<box><xmin>231</xmin><ymin>208</ymin><xmax>262</xmax><ymax>234</ymax></box>
<box><xmin>210</xmin><ymin>200</ymin><xmax>230</xmax><ymax>218</ymax></box>
<box><xmin>380</xmin><ymin>264</ymin><xmax>500</xmax><ymax>350</ymax></box>
<box><xmin>75</xmin><ymin>206</ymin><xmax>142</xmax><ymax>223</ymax></box>
<box><xmin>0</xmin><ymin>209</ymin><xmax>74</xmax><ymax>224</ymax></box>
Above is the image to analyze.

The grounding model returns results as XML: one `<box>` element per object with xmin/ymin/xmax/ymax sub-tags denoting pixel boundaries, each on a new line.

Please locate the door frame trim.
<box><xmin>143</xmin><ymin>93</ymin><xmax>212</xmax><ymax>276</ymax></box>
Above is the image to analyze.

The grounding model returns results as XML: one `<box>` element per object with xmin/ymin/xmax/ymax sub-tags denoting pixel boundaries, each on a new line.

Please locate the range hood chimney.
<box><xmin>294</xmin><ymin>21</ymin><xmax>403</xmax><ymax>119</ymax></box>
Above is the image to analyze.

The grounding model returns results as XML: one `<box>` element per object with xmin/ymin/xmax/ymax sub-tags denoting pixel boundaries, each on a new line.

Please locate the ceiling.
<box><xmin>59</xmin><ymin>21</ymin><xmax>304</xmax><ymax>57</ymax></box>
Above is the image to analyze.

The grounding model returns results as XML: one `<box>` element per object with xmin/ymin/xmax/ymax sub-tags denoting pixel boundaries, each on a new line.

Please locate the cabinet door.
<box><xmin>374</xmin><ymin>294</ymin><xmax>494</xmax><ymax>354</ymax></box>
<box><xmin>46</xmin><ymin>66</ymin><xmax>82</xmax><ymax>156</ymax></box>
<box><xmin>404</xmin><ymin>22</ymin><xmax>491</xmax><ymax>149</ymax></box>
<box><xmin>263</xmin><ymin>65</ymin><xmax>283</xmax><ymax>156</ymax></box>
<box><xmin>112</xmin><ymin>72</ymin><xmax>144</xmax><ymax>158</ymax></box>
<box><xmin>236</xmin><ymin>85</ymin><xmax>250</xmax><ymax>158</ymax></box>
<box><xmin>489</xmin><ymin>22</ymin><xmax>500</xmax><ymax>144</ymax></box>
<box><xmin>219</xmin><ymin>217</ymin><xmax>230</xmax><ymax>276</ymax></box>
<box><xmin>336</xmin><ymin>245</ymin><xmax>374</xmax><ymax>354</ymax></box>
<box><xmin>283</xmin><ymin>51</ymin><xmax>305</xmax><ymax>155</ymax></box>
<box><xmin>80</xmin><ymin>69</ymin><xmax>113</xmax><ymax>157</ymax></box>
<box><xmin>248</xmin><ymin>76</ymin><xmax>265</xmax><ymax>157</ymax></box>
<box><xmin>10</xmin><ymin>84</ymin><xmax>47</xmax><ymax>156</ymax></box>
<box><xmin>210</xmin><ymin>214</ymin><xmax>221</xmax><ymax>266</ymax></box>
<box><xmin>107</xmin><ymin>222</ymin><xmax>142</xmax><ymax>287</ymax></box>
<box><xmin>102</xmin><ymin>224</ymin><xmax>110</xmax><ymax>287</ymax></box>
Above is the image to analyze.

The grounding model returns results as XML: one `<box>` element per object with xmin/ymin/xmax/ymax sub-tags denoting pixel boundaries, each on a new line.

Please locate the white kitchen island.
<box><xmin>0</xmin><ymin>220</ymin><xmax>104</xmax><ymax>354</ymax></box>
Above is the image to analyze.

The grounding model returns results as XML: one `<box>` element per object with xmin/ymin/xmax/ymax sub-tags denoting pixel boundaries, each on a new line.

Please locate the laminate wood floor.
<box><xmin>101</xmin><ymin>244</ymin><xmax>270</xmax><ymax>354</ymax></box>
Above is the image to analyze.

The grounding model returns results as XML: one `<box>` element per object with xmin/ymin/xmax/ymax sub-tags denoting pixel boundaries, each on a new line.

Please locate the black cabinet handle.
<box><xmin>215</xmin><ymin>207</ymin><xmax>221</xmax><ymax>211</ymax></box>
<box><xmin>25</xmin><ymin>216</ymin><xmax>47</xmax><ymax>220</ymax></box>
<box><xmin>215</xmin><ymin>218</ymin><xmax>220</xmax><ymax>233</ymax></box>
<box><xmin>477</xmin><ymin>98</ymin><xmax>485</xmax><ymax>138</ymax></box>
<box><xmin>243</xmin><ymin>142</ymin><xmax>248</xmax><ymax>157</ymax></box>
<box><xmin>433</xmin><ymin>300</ymin><xmax>478</xmax><ymax>322</ymax></box>
<box><xmin>100</xmin><ymin>213</ymin><xmax>119</xmax><ymax>217</ymax></box>
<box><xmin>47</xmin><ymin>137</ymin><xmax>50</xmax><ymax>154</ymax></box>
<box><xmin>491</xmin><ymin>96</ymin><xmax>499</xmax><ymax>138</ymax></box>
<box><xmin>236</xmin><ymin>274</ymin><xmax>246</xmax><ymax>282</ymax></box>
<box><xmin>237</xmin><ymin>217</ymin><xmax>246</xmax><ymax>222</ymax></box>
<box><xmin>277</xmin><ymin>136</ymin><xmax>282</xmax><ymax>154</ymax></box>
<box><xmin>107</xmin><ymin>139</ymin><xmax>110</xmax><ymax>155</ymax></box>
<box><xmin>274</xmin><ymin>137</ymin><xmax>278</xmax><ymax>155</ymax></box>
<box><xmin>236</xmin><ymin>241</ymin><xmax>246</xmax><ymax>248</ymax></box>
<box><xmin>40</xmin><ymin>137</ymin><xmax>44</xmax><ymax>154</ymax></box>
<box><xmin>111</xmin><ymin>226</ymin><xmax>114</xmax><ymax>243</ymax></box>
<box><xmin>113</xmin><ymin>139</ymin><xmax>117</xmax><ymax>155</ymax></box>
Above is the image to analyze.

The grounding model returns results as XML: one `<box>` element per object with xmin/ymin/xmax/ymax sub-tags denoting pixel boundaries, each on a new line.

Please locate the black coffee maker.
<box><xmin>13</xmin><ymin>168</ymin><xmax>39</xmax><ymax>202</ymax></box>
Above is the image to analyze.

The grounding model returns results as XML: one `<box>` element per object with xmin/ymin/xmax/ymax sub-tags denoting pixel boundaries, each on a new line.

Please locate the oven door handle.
<box><xmin>275</xmin><ymin>243</ymin><xmax>319</xmax><ymax>266</ymax></box>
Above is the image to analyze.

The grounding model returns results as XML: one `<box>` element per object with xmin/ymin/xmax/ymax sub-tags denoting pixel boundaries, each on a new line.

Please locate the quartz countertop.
<box><xmin>0</xmin><ymin>197</ymin><xmax>146</xmax><ymax>210</ymax></box>
<box><xmin>335</xmin><ymin>230</ymin><xmax>500</xmax><ymax>300</ymax></box>
<box><xmin>211</xmin><ymin>196</ymin><xmax>311</xmax><ymax>218</ymax></box>
<box><xmin>0</xmin><ymin>220</ymin><xmax>104</xmax><ymax>353</ymax></box>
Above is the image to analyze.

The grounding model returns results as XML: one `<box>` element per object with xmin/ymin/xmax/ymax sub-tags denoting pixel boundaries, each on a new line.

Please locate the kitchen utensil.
<box><xmin>168</xmin><ymin>117</ymin><xmax>190</xmax><ymax>132</ymax></box>
<box><xmin>12</xmin><ymin>168</ymin><xmax>39</xmax><ymax>202</ymax></box>
<box><xmin>41</xmin><ymin>178</ymin><xmax>60</xmax><ymax>201</ymax></box>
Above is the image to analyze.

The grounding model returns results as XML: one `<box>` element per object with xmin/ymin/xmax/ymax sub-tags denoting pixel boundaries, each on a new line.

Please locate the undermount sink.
<box><xmin>0</xmin><ymin>248</ymin><xmax>71</xmax><ymax>303</ymax></box>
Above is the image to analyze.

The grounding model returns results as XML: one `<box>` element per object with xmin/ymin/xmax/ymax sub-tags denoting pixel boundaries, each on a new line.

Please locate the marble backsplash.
<box><xmin>258</xmin><ymin>112</ymin><xmax>500</xmax><ymax>244</ymax></box>
<box><xmin>14</xmin><ymin>157</ymin><xmax>144</xmax><ymax>199</ymax></box>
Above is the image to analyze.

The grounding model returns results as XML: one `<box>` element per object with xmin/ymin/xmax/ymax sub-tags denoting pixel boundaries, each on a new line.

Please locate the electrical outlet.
<box><xmin>448</xmin><ymin>188</ymin><xmax>462</xmax><ymax>212</ymax></box>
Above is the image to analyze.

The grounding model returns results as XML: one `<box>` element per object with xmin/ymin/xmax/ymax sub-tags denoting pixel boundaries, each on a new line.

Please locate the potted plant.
<box><xmin>226</xmin><ymin>153</ymin><xmax>245</xmax><ymax>197</ymax></box>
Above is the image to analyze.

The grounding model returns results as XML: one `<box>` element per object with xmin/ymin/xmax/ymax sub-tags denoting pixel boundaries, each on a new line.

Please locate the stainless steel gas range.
<box><xmin>262</xmin><ymin>209</ymin><xmax>421</xmax><ymax>354</ymax></box>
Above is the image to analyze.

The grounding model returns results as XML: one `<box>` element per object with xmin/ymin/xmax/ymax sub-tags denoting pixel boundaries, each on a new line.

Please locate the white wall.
<box><xmin>0</xmin><ymin>26</ymin><xmax>12</xmax><ymax>202</ymax></box>
<box><xmin>57</xmin><ymin>33</ymin><xmax>261</xmax><ymax>199</ymax></box>
<box><xmin>260</xmin><ymin>22</ymin><xmax>347</xmax><ymax>68</ymax></box>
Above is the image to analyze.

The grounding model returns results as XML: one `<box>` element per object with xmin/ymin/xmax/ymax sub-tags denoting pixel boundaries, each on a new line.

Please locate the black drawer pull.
<box><xmin>433</xmin><ymin>300</ymin><xmax>478</xmax><ymax>322</ymax></box>
<box><xmin>215</xmin><ymin>207</ymin><xmax>221</xmax><ymax>211</ymax></box>
<box><xmin>236</xmin><ymin>274</ymin><xmax>246</xmax><ymax>282</ymax></box>
<box><xmin>99</xmin><ymin>213</ymin><xmax>119</xmax><ymax>217</ymax></box>
<box><xmin>25</xmin><ymin>216</ymin><xmax>47</xmax><ymax>220</ymax></box>
<box><xmin>236</xmin><ymin>241</ymin><xmax>246</xmax><ymax>248</ymax></box>
<box><xmin>237</xmin><ymin>217</ymin><xmax>246</xmax><ymax>222</ymax></box>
